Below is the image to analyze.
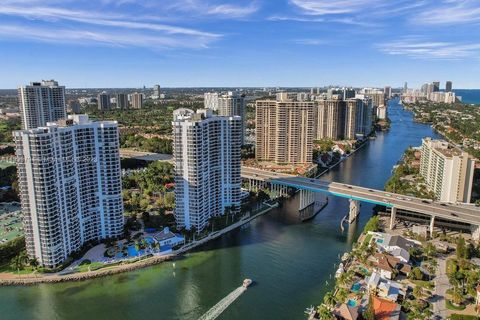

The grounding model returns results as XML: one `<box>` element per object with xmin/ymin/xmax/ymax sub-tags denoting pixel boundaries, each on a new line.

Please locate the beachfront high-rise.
<box><xmin>420</xmin><ymin>138</ymin><xmax>475</xmax><ymax>203</ymax></box>
<box><xmin>217</xmin><ymin>92</ymin><xmax>246</xmax><ymax>145</ymax></box>
<box><xmin>18</xmin><ymin>80</ymin><xmax>66</xmax><ymax>130</ymax></box>
<box><xmin>256</xmin><ymin>95</ymin><xmax>316</xmax><ymax>164</ymax></box>
<box><xmin>173</xmin><ymin>109</ymin><xmax>241</xmax><ymax>232</ymax></box>
<box><xmin>13</xmin><ymin>115</ymin><xmax>124</xmax><ymax>268</ymax></box>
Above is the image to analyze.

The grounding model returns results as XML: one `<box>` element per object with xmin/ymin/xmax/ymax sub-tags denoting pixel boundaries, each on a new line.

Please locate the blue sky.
<box><xmin>1</xmin><ymin>0</ymin><xmax>480</xmax><ymax>88</ymax></box>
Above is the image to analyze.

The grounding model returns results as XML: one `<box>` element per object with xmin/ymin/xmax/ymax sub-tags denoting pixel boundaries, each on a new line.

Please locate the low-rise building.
<box><xmin>332</xmin><ymin>303</ymin><xmax>359</xmax><ymax>320</ymax></box>
<box><xmin>373</xmin><ymin>297</ymin><xmax>401</xmax><ymax>320</ymax></box>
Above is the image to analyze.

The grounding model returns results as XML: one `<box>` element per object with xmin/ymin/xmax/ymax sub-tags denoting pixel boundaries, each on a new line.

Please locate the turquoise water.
<box><xmin>351</xmin><ymin>283</ymin><xmax>361</xmax><ymax>293</ymax></box>
<box><xmin>0</xmin><ymin>99</ymin><xmax>442</xmax><ymax>320</ymax></box>
<box><xmin>347</xmin><ymin>299</ymin><xmax>357</xmax><ymax>307</ymax></box>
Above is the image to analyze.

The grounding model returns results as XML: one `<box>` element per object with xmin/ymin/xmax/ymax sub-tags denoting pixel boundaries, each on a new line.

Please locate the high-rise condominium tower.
<box><xmin>97</xmin><ymin>92</ymin><xmax>111</xmax><ymax>111</ymax></box>
<box><xmin>18</xmin><ymin>80</ymin><xmax>66</xmax><ymax>130</ymax></box>
<box><xmin>116</xmin><ymin>93</ymin><xmax>129</xmax><ymax>109</ymax></box>
<box><xmin>153</xmin><ymin>85</ymin><xmax>161</xmax><ymax>99</ymax></box>
<box><xmin>131</xmin><ymin>92</ymin><xmax>143</xmax><ymax>109</ymax></box>
<box><xmin>218</xmin><ymin>92</ymin><xmax>246</xmax><ymax>145</ymax></box>
<box><xmin>433</xmin><ymin>81</ymin><xmax>440</xmax><ymax>92</ymax></box>
<box><xmin>420</xmin><ymin>138</ymin><xmax>475</xmax><ymax>203</ymax></box>
<box><xmin>344</xmin><ymin>98</ymin><xmax>373</xmax><ymax>140</ymax></box>
<box><xmin>173</xmin><ymin>109</ymin><xmax>241</xmax><ymax>232</ymax></box>
<box><xmin>204</xmin><ymin>92</ymin><xmax>219</xmax><ymax>111</ymax></box>
<box><xmin>256</xmin><ymin>96</ymin><xmax>316</xmax><ymax>164</ymax></box>
<box><xmin>13</xmin><ymin>115</ymin><xmax>124</xmax><ymax>268</ymax></box>
<box><xmin>316</xmin><ymin>96</ymin><xmax>346</xmax><ymax>140</ymax></box>
<box><xmin>446</xmin><ymin>81</ymin><xmax>453</xmax><ymax>93</ymax></box>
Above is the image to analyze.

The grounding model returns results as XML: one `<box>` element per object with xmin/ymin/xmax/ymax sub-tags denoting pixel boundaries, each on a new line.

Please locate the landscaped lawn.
<box><xmin>446</xmin><ymin>299</ymin><xmax>467</xmax><ymax>311</ymax></box>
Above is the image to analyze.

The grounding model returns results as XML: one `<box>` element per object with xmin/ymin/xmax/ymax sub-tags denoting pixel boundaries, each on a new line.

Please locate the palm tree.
<box><xmin>323</xmin><ymin>292</ymin><xmax>336</xmax><ymax>308</ymax></box>
<box><xmin>451</xmin><ymin>289</ymin><xmax>464</xmax><ymax>306</ymax></box>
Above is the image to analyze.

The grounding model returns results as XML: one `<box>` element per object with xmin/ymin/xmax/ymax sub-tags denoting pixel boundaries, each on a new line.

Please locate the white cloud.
<box><xmin>377</xmin><ymin>38</ymin><xmax>480</xmax><ymax>60</ymax></box>
<box><xmin>0</xmin><ymin>3</ymin><xmax>221</xmax><ymax>49</ymax></box>
<box><xmin>162</xmin><ymin>0</ymin><xmax>260</xmax><ymax>19</ymax></box>
<box><xmin>292</xmin><ymin>38</ymin><xmax>325</xmax><ymax>45</ymax></box>
<box><xmin>0</xmin><ymin>24</ymin><xmax>214</xmax><ymax>49</ymax></box>
<box><xmin>289</xmin><ymin>0</ymin><xmax>382</xmax><ymax>15</ymax></box>
<box><xmin>206</xmin><ymin>3</ymin><xmax>259</xmax><ymax>18</ymax></box>
<box><xmin>414</xmin><ymin>0</ymin><xmax>480</xmax><ymax>25</ymax></box>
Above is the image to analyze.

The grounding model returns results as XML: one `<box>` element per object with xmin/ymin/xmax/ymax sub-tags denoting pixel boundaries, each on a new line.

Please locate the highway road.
<box><xmin>241</xmin><ymin>166</ymin><xmax>480</xmax><ymax>226</ymax></box>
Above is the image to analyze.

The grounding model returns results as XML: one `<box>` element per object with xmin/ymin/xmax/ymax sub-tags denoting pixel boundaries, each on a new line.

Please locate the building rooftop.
<box><xmin>332</xmin><ymin>303</ymin><xmax>359</xmax><ymax>320</ymax></box>
<box><xmin>373</xmin><ymin>297</ymin><xmax>401</xmax><ymax>320</ymax></box>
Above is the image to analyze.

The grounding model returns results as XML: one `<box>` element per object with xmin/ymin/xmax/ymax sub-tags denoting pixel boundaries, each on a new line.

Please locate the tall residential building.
<box><xmin>13</xmin><ymin>115</ymin><xmax>124</xmax><ymax>268</ymax></box>
<box><xmin>173</xmin><ymin>109</ymin><xmax>241</xmax><ymax>232</ymax></box>
<box><xmin>18</xmin><ymin>80</ymin><xmax>66</xmax><ymax>130</ymax></box>
<box><xmin>256</xmin><ymin>97</ymin><xmax>316</xmax><ymax>164</ymax></box>
<box><xmin>433</xmin><ymin>81</ymin><xmax>440</xmax><ymax>92</ymax></box>
<box><xmin>384</xmin><ymin>86</ymin><xmax>392</xmax><ymax>99</ymax></box>
<box><xmin>403</xmin><ymin>82</ymin><xmax>408</xmax><ymax>93</ymax></box>
<box><xmin>204</xmin><ymin>92</ymin><xmax>219</xmax><ymax>111</ymax></box>
<box><xmin>131</xmin><ymin>92</ymin><xmax>143</xmax><ymax>109</ymax></box>
<box><xmin>97</xmin><ymin>92</ymin><xmax>110</xmax><ymax>111</ymax></box>
<box><xmin>116</xmin><ymin>93</ymin><xmax>129</xmax><ymax>109</ymax></box>
<box><xmin>446</xmin><ymin>81</ymin><xmax>453</xmax><ymax>93</ymax></box>
<box><xmin>316</xmin><ymin>96</ymin><xmax>346</xmax><ymax>140</ymax></box>
<box><xmin>218</xmin><ymin>92</ymin><xmax>246</xmax><ymax>144</ymax></box>
<box><xmin>344</xmin><ymin>98</ymin><xmax>373</xmax><ymax>140</ymax></box>
<box><xmin>420</xmin><ymin>138</ymin><xmax>475</xmax><ymax>203</ymax></box>
<box><xmin>153</xmin><ymin>84</ymin><xmax>161</xmax><ymax>99</ymax></box>
<box><xmin>67</xmin><ymin>100</ymin><xmax>81</xmax><ymax>114</ymax></box>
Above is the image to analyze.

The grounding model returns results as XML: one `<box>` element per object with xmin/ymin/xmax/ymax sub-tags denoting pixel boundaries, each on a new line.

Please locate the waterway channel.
<box><xmin>0</xmin><ymin>99</ymin><xmax>441</xmax><ymax>320</ymax></box>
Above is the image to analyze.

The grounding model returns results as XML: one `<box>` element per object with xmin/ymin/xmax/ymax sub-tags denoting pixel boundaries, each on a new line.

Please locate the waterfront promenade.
<box><xmin>0</xmin><ymin>202</ymin><xmax>278</xmax><ymax>286</ymax></box>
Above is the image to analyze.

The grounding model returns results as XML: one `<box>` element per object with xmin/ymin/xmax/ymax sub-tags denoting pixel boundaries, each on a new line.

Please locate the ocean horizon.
<box><xmin>453</xmin><ymin>89</ymin><xmax>480</xmax><ymax>104</ymax></box>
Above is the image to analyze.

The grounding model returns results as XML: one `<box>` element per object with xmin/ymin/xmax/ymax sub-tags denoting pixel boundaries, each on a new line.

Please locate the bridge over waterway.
<box><xmin>241</xmin><ymin>166</ymin><xmax>480</xmax><ymax>241</ymax></box>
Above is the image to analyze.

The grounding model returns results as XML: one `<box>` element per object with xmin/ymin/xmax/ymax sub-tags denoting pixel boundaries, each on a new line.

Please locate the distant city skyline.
<box><xmin>1</xmin><ymin>1</ymin><xmax>480</xmax><ymax>88</ymax></box>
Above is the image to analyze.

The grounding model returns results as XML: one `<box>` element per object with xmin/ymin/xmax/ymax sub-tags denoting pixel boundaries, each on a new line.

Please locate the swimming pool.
<box><xmin>351</xmin><ymin>283</ymin><xmax>361</xmax><ymax>293</ymax></box>
<box><xmin>347</xmin><ymin>299</ymin><xmax>357</xmax><ymax>307</ymax></box>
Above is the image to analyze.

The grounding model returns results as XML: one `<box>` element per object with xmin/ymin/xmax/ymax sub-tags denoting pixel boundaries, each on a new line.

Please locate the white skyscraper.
<box><xmin>420</xmin><ymin>138</ymin><xmax>475</xmax><ymax>203</ymax></box>
<box><xmin>18</xmin><ymin>80</ymin><xmax>66</xmax><ymax>130</ymax></box>
<box><xmin>204</xmin><ymin>92</ymin><xmax>219</xmax><ymax>111</ymax></box>
<box><xmin>217</xmin><ymin>92</ymin><xmax>246</xmax><ymax>145</ymax></box>
<box><xmin>13</xmin><ymin>115</ymin><xmax>124</xmax><ymax>268</ymax></box>
<box><xmin>173</xmin><ymin>109</ymin><xmax>241</xmax><ymax>232</ymax></box>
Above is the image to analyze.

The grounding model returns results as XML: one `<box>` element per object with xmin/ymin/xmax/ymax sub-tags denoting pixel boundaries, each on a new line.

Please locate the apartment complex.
<box><xmin>130</xmin><ymin>92</ymin><xmax>143</xmax><ymax>109</ymax></box>
<box><xmin>173</xmin><ymin>109</ymin><xmax>242</xmax><ymax>232</ymax></box>
<box><xmin>256</xmin><ymin>94</ymin><xmax>373</xmax><ymax>165</ymax></box>
<box><xmin>204</xmin><ymin>92</ymin><xmax>219</xmax><ymax>111</ymax></box>
<box><xmin>217</xmin><ymin>92</ymin><xmax>246</xmax><ymax>145</ymax></box>
<box><xmin>256</xmin><ymin>97</ymin><xmax>316</xmax><ymax>164</ymax></box>
<box><xmin>316</xmin><ymin>97</ymin><xmax>346</xmax><ymax>140</ymax></box>
<box><xmin>18</xmin><ymin>80</ymin><xmax>66</xmax><ymax>130</ymax></box>
<box><xmin>13</xmin><ymin>115</ymin><xmax>124</xmax><ymax>268</ymax></box>
<box><xmin>344</xmin><ymin>98</ymin><xmax>373</xmax><ymax>140</ymax></box>
<box><xmin>116</xmin><ymin>93</ymin><xmax>129</xmax><ymax>109</ymax></box>
<box><xmin>420</xmin><ymin>138</ymin><xmax>475</xmax><ymax>203</ymax></box>
<box><xmin>97</xmin><ymin>92</ymin><xmax>111</xmax><ymax>111</ymax></box>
